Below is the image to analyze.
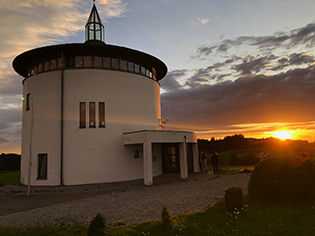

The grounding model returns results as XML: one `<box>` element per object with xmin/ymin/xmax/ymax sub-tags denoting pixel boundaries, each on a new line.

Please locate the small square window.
<box><xmin>135</xmin><ymin>64</ymin><xmax>140</xmax><ymax>73</ymax></box>
<box><xmin>111</xmin><ymin>58</ymin><xmax>119</xmax><ymax>69</ymax></box>
<box><xmin>128</xmin><ymin>62</ymin><xmax>134</xmax><ymax>72</ymax></box>
<box><xmin>94</xmin><ymin>55</ymin><xmax>102</xmax><ymax>67</ymax></box>
<box><xmin>103</xmin><ymin>57</ymin><xmax>110</xmax><ymax>68</ymax></box>
<box><xmin>120</xmin><ymin>59</ymin><xmax>127</xmax><ymax>70</ymax></box>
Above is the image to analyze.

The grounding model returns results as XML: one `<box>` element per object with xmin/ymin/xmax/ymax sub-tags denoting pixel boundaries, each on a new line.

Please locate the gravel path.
<box><xmin>0</xmin><ymin>173</ymin><xmax>250</xmax><ymax>227</ymax></box>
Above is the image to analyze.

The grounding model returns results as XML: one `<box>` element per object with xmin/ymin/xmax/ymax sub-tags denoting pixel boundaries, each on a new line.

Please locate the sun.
<box><xmin>274</xmin><ymin>130</ymin><xmax>291</xmax><ymax>140</ymax></box>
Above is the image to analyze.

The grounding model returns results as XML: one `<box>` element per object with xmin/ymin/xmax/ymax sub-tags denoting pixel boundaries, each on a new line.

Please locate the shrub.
<box><xmin>224</xmin><ymin>187</ymin><xmax>243</xmax><ymax>212</ymax></box>
<box><xmin>240</xmin><ymin>154</ymin><xmax>259</xmax><ymax>165</ymax></box>
<box><xmin>161</xmin><ymin>206</ymin><xmax>172</xmax><ymax>228</ymax></box>
<box><xmin>248</xmin><ymin>156</ymin><xmax>315</xmax><ymax>202</ymax></box>
<box><xmin>87</xmin><ymin>212</ymin><xmax>108</xmax><ymax>236</ymax></box>
<box><xmin>229</xmin><ymin>154</ymin><xmax>240</xmax><ymax>166</ymax></box>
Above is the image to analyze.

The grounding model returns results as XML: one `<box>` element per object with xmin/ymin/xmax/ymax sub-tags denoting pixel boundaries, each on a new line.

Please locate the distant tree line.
<box><xmin>198</xmin><ymin>134</ymin><xmax>312</xmax><ymax>154</ymax></box>
<box><xmin>0</xmin><ymin>153</ymin><xmax>21</xmax><ymax>171</ymax></box>
<box><xmin>198</xmin><ymin>134</ymin><xmax>249</xmax><ymax>153</ymax></box>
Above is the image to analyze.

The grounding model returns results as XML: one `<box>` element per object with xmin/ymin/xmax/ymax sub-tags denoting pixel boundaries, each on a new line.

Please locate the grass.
<box><xmin>209</xmin><ymin>165</ymin><xmax>255</xmax><ymax>174</ymax></box>
<box><xmin>1</xmin><ymin>196</ymin><xmax>315</xmax><ymax>235</ymax></box>
<box><xmin>216</xmin><ymin>149</ymin><xmax>261</xmax><ymax>165</ymax></box>
<box><xmin>0</xmin><ymin>171</ymin><xmax>20</xmax><ymax>185</ymax></box>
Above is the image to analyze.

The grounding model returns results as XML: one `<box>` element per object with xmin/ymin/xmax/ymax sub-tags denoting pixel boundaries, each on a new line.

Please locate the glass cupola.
<box><xmin>85</xmin><ymin>4</ymin><xmax>105</xmax><ymax>43</ymax></box>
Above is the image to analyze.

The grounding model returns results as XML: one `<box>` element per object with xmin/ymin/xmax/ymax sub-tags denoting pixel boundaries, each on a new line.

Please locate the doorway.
<box><xmin>162</xmin><ymin>144</ymin><xmax>180</xmax><ymax>173</ymax></box>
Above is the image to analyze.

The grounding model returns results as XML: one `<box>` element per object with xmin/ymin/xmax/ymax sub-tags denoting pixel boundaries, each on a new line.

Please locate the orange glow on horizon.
<box><xmin>273</xmin><ymin>130</ymin><xmax>293</xmax><ymax>140</ymax></box>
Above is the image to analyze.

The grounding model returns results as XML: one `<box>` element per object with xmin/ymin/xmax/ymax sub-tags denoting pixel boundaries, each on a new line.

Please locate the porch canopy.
<box><xmin>123</xmin><ymin>130</ymin><xmax>199</xmax><ymax>186</ymax></box>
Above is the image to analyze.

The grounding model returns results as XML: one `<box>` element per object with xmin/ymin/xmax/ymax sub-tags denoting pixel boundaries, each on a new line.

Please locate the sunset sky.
<box><xmin>1</xmin><ymin>0</ymin><xmax>315</xmax><ymax>153</ymax></box>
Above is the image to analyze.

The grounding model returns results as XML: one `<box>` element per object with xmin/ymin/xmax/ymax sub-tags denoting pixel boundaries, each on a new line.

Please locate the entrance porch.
<box><xmin>123</xmin><ymin>130</ymin><xmax>199</xmax><ymax>186</ymax></box>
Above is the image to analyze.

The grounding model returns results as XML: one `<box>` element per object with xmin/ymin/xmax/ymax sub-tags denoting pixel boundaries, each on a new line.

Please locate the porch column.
<box><xmin>192</xmin><ymin>143</ymin><xmax>199</xmax><ymax>173</ymax></box>
<box><xmin>179</xmin><ymin>136</ymin><xmax>188</xmax><ymax>179</ymax></box>
<box><xmin>143</xmin><ymin>133</ymin><xmax>153</xmax><ymax>186</ymax></box>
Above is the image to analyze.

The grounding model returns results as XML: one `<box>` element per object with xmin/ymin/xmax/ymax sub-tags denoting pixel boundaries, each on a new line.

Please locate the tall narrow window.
<box><xmin>79</xmin><ymin>102</ymin><xmax>86</xmax><ymax>128</ymax></box>
<box><xmin>99</xmin><ymin>102</ymin><xmax>105</xmax><ymax>127</ymax></box>
<box><xmin>37</xmin><ymin>154</ymin><xmax>47</xmax><ymax>179</ymax></box>
<box><xmin>89</xmin><ymin>102</ymin><xmax>96</xmax><ymax>128</ymax></box>
<box><xmin>26</xmin><ymin>93</ymin><xmax>30</xmax><ymax>111</ymax></box>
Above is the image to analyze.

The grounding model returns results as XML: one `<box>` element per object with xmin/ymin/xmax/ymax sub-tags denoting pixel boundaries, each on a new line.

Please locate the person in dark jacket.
<box><xmin>211</xmin><ymin>151</ymin><xmax>219</xmax><ymax>175</ymax></box>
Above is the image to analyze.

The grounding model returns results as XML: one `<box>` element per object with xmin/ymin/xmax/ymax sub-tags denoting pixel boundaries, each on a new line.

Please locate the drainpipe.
<box><xmin>27</xmin><ymin>68</ymin><xmax>36</xmax><ymax>196</ymax></box>
<box><xmin>60</xmin><ymin>51</ymin><xmax>64</xmax><ymax>186</ymax></box>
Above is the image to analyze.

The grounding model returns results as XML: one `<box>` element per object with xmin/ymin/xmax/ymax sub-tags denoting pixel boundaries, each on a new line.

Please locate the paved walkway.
<box><xmin>0</xmin><ymin>174</ymin><xmax>184</xmax><ymax>216</ymax></box>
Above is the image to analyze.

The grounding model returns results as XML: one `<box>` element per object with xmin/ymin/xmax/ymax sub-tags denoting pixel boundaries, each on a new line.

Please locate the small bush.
<box><xmin>224</xmin><ymin>187</ymin><xmax>243</xmax><ymax>212</ymax></box>
<box><xmin>161</xmin><ymin>206</ymin><xmax>172</xmax><ymax>228</ymax></box>
<box><xmin>248</xmin><ymin>156</ymin><xmax>315</xmax><ymax>202</ymax></box>
<box><xmin>240</xmin><ymin>154</ymin><xmax>259</xmax><ymax>165</ymax></box>
<box><xmin>229</xmin><ymin>154</ymin><xmax>240</xmax><ymax>166</ymax></box>
<box><xmin>87</xmin><ymin>212</ymin><xmax>108</xmax><ymax>236</ymax></box>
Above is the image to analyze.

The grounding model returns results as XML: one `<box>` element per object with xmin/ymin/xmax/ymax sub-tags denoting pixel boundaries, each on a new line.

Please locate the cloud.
<box><xmin>161</xmin><ymin>65</ymin><xmax>315</xmax><ymax>133</ymax></box>
<box><xmin>160</xmin><ymin>70</ymin><xmax>187</xmax><ymax>92</ymax></box>
<box><xmin>192</xmin><ymin>23</ymin><xmax>315</xmax><ymax>60</ymax></box>
<box><xmin>0</xmin><ymin>138</ymin><xmax>9</xmax><ymax>144</ymax></box>
<box><xmin>191</xmin><ymin>45</ymin><xmax>217</xmax><ymax>59</ymax></box>
<box><xmin>197</xmin><ymin>18</ymin><xmax>209</xmax><ymax>24</ymax></box>
<box><xmin>99</xmin><ymin>0</ymin><xmax>109</xmax><ymax>4</ymax></box>
<box><xmin>232</xmin><ymin>54</ymin><xmax>277</xmax><ymax>75</ymax></box>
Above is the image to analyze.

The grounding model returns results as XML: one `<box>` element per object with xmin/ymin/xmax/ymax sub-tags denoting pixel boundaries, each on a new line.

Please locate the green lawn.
<box><xmin>0</xmin><ymin>171</ymin><xmax>20</xmax><ymax>185</ymax></box>
<box><xmin>1</xmin><ymin>196</ymin><xmax>315</xmax><ymax>235</ymax></box>
<box><xmin>207</xmin><ymin>165</ymin><xmax>255</xmax><ymax>174</ymax></box>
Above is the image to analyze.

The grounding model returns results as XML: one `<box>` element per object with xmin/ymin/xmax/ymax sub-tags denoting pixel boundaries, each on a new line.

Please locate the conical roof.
<box><xmin>85</xmin><ymin>4</ymin><xmax>105</xmax><ymax>43</ymax></box>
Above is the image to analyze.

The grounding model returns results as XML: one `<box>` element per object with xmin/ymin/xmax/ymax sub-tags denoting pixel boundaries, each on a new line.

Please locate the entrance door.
<box><xmin>162</xmin><ymin>144</ymin><xmax>180</xmax><ymax>173</ymax></box>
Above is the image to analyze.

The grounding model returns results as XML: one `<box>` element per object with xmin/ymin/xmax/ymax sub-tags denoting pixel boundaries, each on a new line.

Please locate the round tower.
<box><xmin>13</xmin><ymin>3</ymin><xmax>169</xmax><ymax>186</ymax></box>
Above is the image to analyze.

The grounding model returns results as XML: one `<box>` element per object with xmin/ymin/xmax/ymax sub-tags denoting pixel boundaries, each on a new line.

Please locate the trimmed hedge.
<box><xmin>161</xmin><ymin>206</ymin><xmax>172</xmax><ymax>228</ymax></box>
<box><xmin>224</xmin><ymin>187</ymin><xmax>243</xmax><ymax>212</ymax></box>
<box><xmin>229</xmin><ymin>154</ymin><xmax>240</xmax><ymax>166</ymax></box>
<box><xmin>248</xmin><ymin>156</ymin><xmax>315</xmax><ymax>202</ymax></box>
<box><xmin>87</xmin><ymin>212</ymin><xmax>108</xmax><ymax>236</ymax></box>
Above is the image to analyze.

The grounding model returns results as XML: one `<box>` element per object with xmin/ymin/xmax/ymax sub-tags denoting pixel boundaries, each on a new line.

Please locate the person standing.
<box><xmin>211</xmin><ymin>151</ymin><xmax>219</xmax><ymax>175</ymax></box>
<box><xmin>201</xmin><ymin>151</ymin><xmax>207</xmax><ymax>174</ymax></box>
<box><xmin>198</xmin><ymin>152</ymin><xmax>203</xmax><ymax>173</ymax></box>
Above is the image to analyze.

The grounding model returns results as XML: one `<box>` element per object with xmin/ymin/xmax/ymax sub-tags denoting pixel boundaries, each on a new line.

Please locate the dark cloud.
<box><xmin>0</xmin><ymin>107</ymin><xmax>21</xmax><ymax>131</ymax></box>
<box><xmin>160</xmin><ymin>69</ymin><xmax>187</xmax><ymax>92</ymax></box>
<box><xmin>161</xmin><ymin>65</ymin><xmax>315</xmax><ymax>131</ymax></box>
<box><xmin>191</xmin><ymin>45</ymin><xmax>217</xmax><ymax>59</ymax></box>
<box><xmin>271</xmin><ymin>52</ymin><xmax>315</xmax><ymax>71</ymax></box>
<box><xmin>216</xmin><ymin>39</ymin><xmax>245</xmax><ymax>53</ymax></box>
<box><xmin>251</xmin><ymin>34</ymin><xmax>289</xmax><ymax>49</ymax></box>
<box><xmin>288</xmin><ymin>23</ymin><xmax>315</xmax><ymax>48</ymax></box>
<box><xmin>232</xmin><ymin>54</ymin><xmax>277</xmax><ymax>75</ymax></box>
<box><xmin>0</xmin><ymin>73</ymin><xmax>22</xmax><ymax>95</ymax></box>
<box><xmin>185</xmin><ymin>66</ymin><xmax>216</xmax><ymax>88</ymax></box>
<box><xmin>192</xmin><ymin>22</ymin><xmax>315</xmax><ymax>59</ymax></box>
<box><xmin>0</xmin><ymin>138</ymin><xmax>9</xmax><ymax>144</ymax></box>
<box><xmin>288</xmin><ymin>52</ymin><xmax>314</xmax><ymax>65</ymax></box>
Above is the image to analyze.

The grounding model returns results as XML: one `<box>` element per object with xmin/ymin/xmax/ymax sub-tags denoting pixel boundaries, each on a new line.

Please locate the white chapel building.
<box><xmin>13</xmin><ymin>3</ymin><xmax>198</xmax><ymax>186</ymax></box>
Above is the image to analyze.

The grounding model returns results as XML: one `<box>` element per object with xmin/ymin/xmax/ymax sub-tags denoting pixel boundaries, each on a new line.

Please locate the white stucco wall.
<box><xmin>20</xmin><ymin>71</ymin><xmax>61</xmax><ymax>186</ymax></box>
<box><xmin>62</xmin><ymin>69</ymin><xmax>162</xmax><ymax>185</ymax></box>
